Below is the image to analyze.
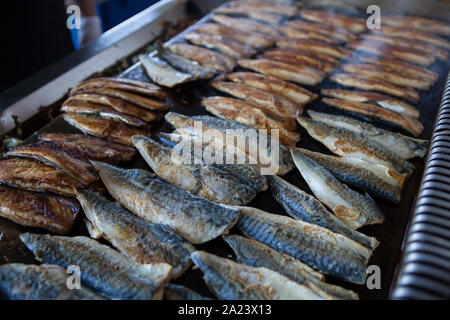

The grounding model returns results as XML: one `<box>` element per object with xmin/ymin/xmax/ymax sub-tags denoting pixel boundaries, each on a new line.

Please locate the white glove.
<box><xmin>79</xmin><ymin>15</ymin><xmax>102</xmax><ymax>47</ymax></box>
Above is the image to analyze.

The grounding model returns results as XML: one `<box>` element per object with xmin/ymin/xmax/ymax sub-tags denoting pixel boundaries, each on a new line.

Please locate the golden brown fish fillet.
<box><xmin>62</xmin><ymin>113</ymin><xmax>151</xmax><ymax>146</ymax></box>
<box><xmin>227</xmin><ymin>71</ymin><xmax>317</xmax><ymax>105</ymax></box>
<box><xmin>0</xmin><ymin>185</ymin><xmax>80</xmax><ymax>234</ymax></box>
<box><xmin>330</xmin><ymin>73</ymin><xmax>420</xmax><ymax>104</ymax></box>
<box><xmin>382</xmin><ymin>15</ymin><xmax>450</xmax><ymax>36</ymax></box>
<box><xmin>214</xmin><ymin>7</ymin><xmax>282</xmax><ymax>25</ymax></box>
<box><xmin>0</xmin><ymin>159</ymin><xmax>86</xmax><ymax>197</ymax></box>
<box><xmin>285</xmin><ymin>20</ymin><xmax>357</xmax><ymax>42</ymax></box>
<box><xmin>260</xmin><ymin>50</ymin><xmax>335</xmax><ymax>72</ymax></box>
<box><xmin>211</xmin><ymin>80</ymin><xmax>300</xmax><ymax>118</ymax></box>
<box><xmin>202</xmin><ymin>96</ymin><xmax>300</xmax><ymax>146</ymax></box>
<box><xmin>269</xmin><ymin>47</ymin><xmax>339</xmax><ymax>66</ymax></box>
<box><xmin>340</xmin><ymin>63</ymin><xmax>432</xmax><ymax>90</ymax></box>
<box><xmin>299</xmin><ymin>9</ymin><xmax>366</xmax><ymax>33</ymax></box>
<box><xmin>184</xmin><ymin>32</ymin><xmax>256</xmax><ymax>59</ymax></box>
<box><xmin>277</xmin><ymin>38</ymin><xmax>349</xmax><ymax>59</ymax></box>
<box><xmin>322</xmin><ymin>98</ymin><xmax>424</xmax><ymax>137</ymax></box>
<box><xmin>166</xmin><ymin>43</ymin><xmax>236</xmax><ymax>72</ymax></box>
<box><xmin>39</xmin><ymin>133</ymin><xmax>136</xmax><ymax>163</ymax></box>
<box><xmin>374</xmin><ymin>26</ymin><xmax>450</xmax><ymax>50</ymax></box>
<box><xmin>226</xmin><ymin>0</ymin><xmax>298</xmax><ymax>17</ymax></box>
<box><xmin>238</xmin><ymin>58</ymin><xmax>325</xmax><ymax>86</ymax></box>
<box><xmin>278</xmin><ymin>26</ymin><xmax>338</xmax><ymax>44</ymax></box>
<box><xmin>211</xmin><ymin>14</ymin><xmax>280</xmax><ymax>37</ymax></box>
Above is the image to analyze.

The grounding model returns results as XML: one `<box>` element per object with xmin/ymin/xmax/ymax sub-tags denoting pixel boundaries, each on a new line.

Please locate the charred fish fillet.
<box><xmin>277</xmin><ymin>38</ymin><xmax>349</xmax><ymax>59</ymax></box>
<box><xmin>225</xmin><ymin>235</ymin><xmax>359</xmax><ymax>300</ymax></box>
<box><xmin>63</xmin><ymin>113</ymin><xmax>151</xmax><ymax>146</ymax></box>
<box><xmin>299</xmin><ymin>9</ymin><xmax>366</xmax><ymax>33</ymax></box>
<box><xmin>330</xmin><ymin>73</ymin><xmax>420</xmax><ymax>104</ymax></box>
<box><xmin>166</xmin><ymin>43</ymin><xmax>236</xmax><ymax>72</ymax></box>
<box><xmin>321</xmin><ymin>89</ymin><xmax>420</xmax><ymax>119</ymax></box>
<box><xmin>211</xmin><ymin>14</ymin><xmax>280</xmax><ymax>37</ymax></box>
<box><xmin>308</xmin><ymin>110</ymin><xmax>428</xmax><ymax>159</ymax></box>
<box><xmin>214</xmin><ymin>7</ymin><xmax>283</xmax><ymax>25</ymax></box>
<box><xmin>382</xmin><ymin>15</ymin><xmax>450</xmax><ymax>36</ymax></box>
<box><xmin>139</xmin><ymin>55</ymin><xmax>195</xmax><ymax>88</ymax></box>
<box><xmin>236</xmin><ymin>207</ymin><xmax>372</xmax><ymax>284</ymax></box>
<box><xmin>374</xmin><ymin>26</ymin><xmax>450</xmax><ymax>50</ymax></box>
<box><xmin>0</xmin><ymin>264</ymin><xmax>104</xmax><ymax>300</ymax></box>
<box><xmin>285</xmin><ymin>20</ymin><xmax>357</xmax><ymax>42</ymax></box>
<box><xmin>164</xmin><ymin>284</ymin><xmax>211</xmax><ymax>300</ymax></box>
<box><xmin>296</xmin><ymin>116</ymin><xmax>415</xmax><ymax>175</ymax></box>
<box><xmin>0</xmin><ymin>185</ymin><xmax>79</xmax><ymax>234</ymax></box>
<box><xmin>321</xmin><ymin>98</ymin><xmax>424</xmax><ymax>137</ymax></box>
<box><xmin>260</xmin><ymin>50</ymin><xmax>336</xmax><ymax>73</ymax></box>
<box><xmin>77</xmin><ymin>189</ymin><xmax>195</xmax><ymax>278</ymax></box>
<box><xmin>238</xmin><ymin>58</ymin><xmax>325</xmax><ymax>86</ymax></box>
<box><xmin>226</xmin><ymin>72</ymin><xmax>317</xmax><ymax>105</ymax></box>
<box><xmin>290</xmin><ymin>149</ymin><xmax>385</xmax><ymax>229</ymax></box>
<box><xmin>278</xmin><ymin>26</ymin><xmax>338</xmax><ymax>44</ymax></box>
<box><xmin>191</xmin><ymin>251</ymin><xmax>322</xmax><ymax>299</ymax></box>
<box><xmin>226</xmin><ymin>0</ymin><xmax>298</xmax><ymax>17</ymax></box>
<box><xmin>91</xmin><ymin>161</ymin><xmax>240</xmax><ymax>244</ymax></box>
<box><xmin>20</xmin><ymin>233</ymin><xmax>172</xmax><ymax>300</ymax></box>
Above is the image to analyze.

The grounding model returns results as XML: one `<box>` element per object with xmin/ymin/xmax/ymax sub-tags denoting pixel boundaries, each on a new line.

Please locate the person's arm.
<box><xmin>75</xmin><ymin>0</ymin><xmax>102</xmax><ymax>46</ymax></box>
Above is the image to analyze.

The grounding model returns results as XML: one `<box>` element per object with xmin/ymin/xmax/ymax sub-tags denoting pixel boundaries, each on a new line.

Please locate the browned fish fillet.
<box><xmin>347</xmin><ymin>41</ymin><xmax>436</xmax><ymax>67</ymax></box>
<box><xmin>374</xmin><ymin>26</ymin><xmax>450</xmax><ymax>50</ymax></box>
<box><xmin>321</xmin><ymin>89</ymin><xmax>420</xmax><ymax>119</ymax></box>
<box><xmin>227</xmin><ymin>72</ymin><xmax>317</xmax><ymax>105</ymax></box>
<box><xmin>285</xmin><ymin>20</ymin><xmax>357</xmax><ymax>42</ymax></box>
<box><xmin>322</xmin><ymin>98</ymin><xmax>424</xmax><ymax>137</ymax></box>
<box><xmin>62</xmin><ymin>113</ymin><xmax>151</xmax><ymax>147</ymax></box>
<box><xmin>166</xmin><ymin>43</ymin><xmax>236</xmax><ymax>72</ymax></box>
<box><xmin>382</xmin><ymin>15</ymin><xmax>450</xmax><ymax>36</ymax></box>
<box><xmin>64</xmin><ymin>94</ymin><xmax>162</xmax><ymax>122</ymax></box>
<box><xmin>0</xmin><ymin>185</ymin><xmax>80</xmax><ymax>234</ymax></box>
<box><xmin>238</xmin><ymin>59</ymin><xmax>325</xmax><ymax>86</ymax></box>
<box><xmin>39</xmin><ymin>133</ymin><xmax>136</xmax><ymax>163</ymax></box>
<box><xmin>278</xmin><ymin>38</ymin><xmax>349</xmax><ymax>59</ymax></box>
<box><xmin>214</xmin><ymin>7</ymin><xmax>283</xmax><ymax>25</ymax></box>
<box><xmin>299</xmin><ymin>9</ymin><xmax>366</xmax><ymax>33</ymax></box>
<box><xmin>74</xmin><ymin>87</ymin><xmax>169</xmax><ymax>111</ymax></box>
<box><xmin>193</xmin><ymin>23</ymin><xmax>273</xmax><ymax>48</ymax></box>
<box><xmin>270</xmin><ymin>47</ymin><xmax>339</xmax><ymax>66</ymax></box>
<box><xmin>278</xmin><ymin>26</ymin><xmax>338</xmax><ymax>44</ymax></box>
<box><xmin>69</xmin><ymin>77</ymin><xmax>165</xmax><ymax>99</ymax></box>
<box><xmin>340</xmin><ymin>63</ymin><xmax>432</xmax><ymax>90</ymax></box>
<box><xmin>201</xmin><ymin>96</ymin><xmax>300</xmax><ymax>146</ymax></box>
<box><xmin>260</xmin><ymin>50</ymin><xmax>335</xmax><ymax>72</ymax></box>
<box><xmin>184</xmin><ymin>32</ymin><xmax>256</xmax><ymax>59</ymax></box>
<box><xmin>61</xmin><ymin>100</ymin><xmax>147</xmax><ymax>127</ymax></box>
<box><xmin>330</xmin><ymin>74</ymin><xmax>420</xmax><ymax>104</ymax></box>
<box><xmin>362</xmin><ymin>34</ymin><xmax>448</xmax><ymax>61</ymax></box>
<box><xmin>359</xmin><ymin>56</ymin><xmax>438</xmax><ymax>83</ymax></box>
<box><xmin>0</xmin><ymin>159</ymin><xmax>86</xmax><ymax>197</ymax></box>
<box><xmin>227</xmin><ymin>0</ymin><xmax>298</xmax><ymax>17</ymax></box>
<box><xmin>211</xmin><ymin>81</ymin><xmax>300</xmax><ymax>119</ymax></box>
<box><xmin>211</xmin><ymin>15</ymin><xmax>280</xmax><ymax>37</ymax></box>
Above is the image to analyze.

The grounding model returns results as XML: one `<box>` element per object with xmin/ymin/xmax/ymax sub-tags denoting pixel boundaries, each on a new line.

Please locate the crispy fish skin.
<box><xmin>277</xmin><ymin>38</ymin><xmax>349</xmax><ymax>59</ymax></box>
<box><xmin>238</xmin><ymin>58</ymin><xmax>324</xmax><ymax>86</ymax></box>
<box><xmin>321</xmin><ymin>89</ymin><xmax>420</xmax><ymax>119</ymax></box>
<box><xmin>307</xmin><ymin>110</ymin><xmax>428</xmax><ymax>159</ymax></box>
<box><xmin>227</xmin><ymin>0</ymin><xmax>298</xmax><ymax>17</ymax></box>
<box><xmin>77</xmin><ymin>189</ymin><xmax>195</xmax><ymax>278</ymax></box>
<box><xmin>236</xmin><ymin>207</ymin><xmax>372</xmax><ymax>284</ymax></box>
<box><xmin>224</xmin><ymin>235</ymin><xmax>359</xmax><ymax>300</ymax></box>
<box><xmin>0</xmin><ymin>264</ymin><xmax>104</xmax><ymax>300</ymax></box>
<box><xmin>382</xmin><ymin>15</ymin><xmax>450</xmax><ymax>36</ymax></box>
<box><xmin>214</xmin><ymin>7</ymin><xmax>283</xmax><ymax>25</ymax></box>
<box><xmin>132</xmin><ymin>135</ymin><xmax>263</xmax><ymax>205</ymax></box>
<box><xmin>330</xmin><ymin>73</ymin><xmax>420</xmax><ymax>104</ymax></box>
<box><xmin>374</xmin><ymin>26</ymin><xmax>450</xmax><ymax>50</ymax></box>
<box><xmin>296</xmin><ymin>116</ymin><xmax>414</xmax><ymax>175</ymax></box>
<box><xmin>20</xmin><ymin>233</ymin><xmax>172</xmax><ymax>300</ymax></box>
<box><xmin>39</xmin><ymin>133</ymin><xmax>136</xmax><ymax>163</ymax></box>
<box><xmin>191</xmin><ymin>251</ymin><xmax>322</xmax><ymax>300</ymax></box>
<box><xmin>322</xmin><ymin>98</ymin><xmax>424</xmax><ymax>137</ymax></box>
<box><xmin>278</xmin><ymin>25</ymin><xmax>338</xmax><ymax>44</ymax></box>
<box><xmin>0</xmin><ymin>185</ymin><xmax>79</xmax><ymax>234</ymax></box>
<box><xmin>299</xmin><ymin>9</ymin><xmax>366</xmax><ymax>33</ymax></box>
<box><xmin>62</xmin><ymin>113</ymin><xmax>151</xmax><ymax>146</ymax></box>
<box><xmin>261</xmin><ymin>50</ymin><xmax>335</xmax><ymax>73</ymax></box>
<box><xmin>164</xmin><ymin>284</ymin><xmax>211</xmax><ymax>300</ymax></box>
<box><xmin>292</xmin><ymin>148</ymin><xmax>402</xmax><ymax>203</ymax></box>
<box><xmin>139</xmin><ymin>55</ymin><xmax>194</xmax><ymax>88</ymax></box>
<box><xmin>0</xmin><ymin>159</ymin><xmax>85</xmax><ymax>197</ymax></box>
<box><xmin>285</xmin><ymin>20</ymin><xmax>357</xmax><ymax>42</ymax></box>
<box><xmin>5</xmin><ymin>141</ymin><xmax>98</xmax><ymax>184</ymax></box>
<box><xmin>167</xmin><ymin>43</ymin><xmax>236</xmax><ymax>72</ymax></box>
<box><xmin>269</xmin><ymin>175</ymin><xmax>379</xmax><ymax>247</ymax></box>
<box><xmin>290</xmin><ymin>149</ymin><xmax>385</xmax><ymax>229</ymax></box>
<box><xmin>211</xmin><ymin>14</ymin><xmax>280</xmax><ymax>37</ymax></box>
<box><xmin>159</xmin><ymin>49</ymin><xmax>217</xmax><ymax>79</ymax></box>
<box><xmin>227</xmin><ymin>71</ymin><xmax>317</xmax><ymax>105</ymax></box>
<box><xmin>91</xmin><ymin>161</ymin><xmax>240</xmax><ymax>244</ymax></box>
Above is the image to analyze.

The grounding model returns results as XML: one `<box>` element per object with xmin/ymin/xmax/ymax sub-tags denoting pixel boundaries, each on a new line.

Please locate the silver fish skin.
<box><xmin>307</xmin><ymin>110</ymin><xmax>428</xmax><ymax>160</ymax></box>
<box><xmin>292</xmin><ymin>148</ymin><xmax>402</xmax><ymax>203</ymax></box>
<box><xmin>224</xmin><ymin>235</ymin><xmax>359</xmax><ymax>300</ymax></box>
<box><xmin>164</xmin><ymin>284</ymin><xmax>212</xmax><ymax>300</ymax></box>
<box><xmin>235</xmin><ymin>207</ymin><xmax>372</xmax><ymax>284</ymax></box>
<box><xmin>290</xmin><ymin>148</ymin><xmax>385</xmax><ymax>230</ymax></box>
<box><xmin>0</xmin><ymin>264</ymin><xmax>105</xmax><ymax>300</ymax></box>
<box><xmin>191</xmin><ymin>251</ymin><xmax>323</xmax><ymax>300</ymax></box>
<box><xmin>19</xmin><ymin>233</ymin><xmax>172</xmax><ymax>300</ymax></box>
<box><xmin>139</xmin><ymin>55</ymin><xmax>194</xmax><ymax>88</ymax></box>
<box><xmin>269</xmin><ymin>175</ymin><xmax>379</xmax><ymax>249</ymax></box>
<box><xmin>90</xmin><ymin>161</ymin><xmax>240</xmax><ymax>244</ymax></box>
<box><xmin>159</xmin><ymin>48</ymin><xmax>217</xmax><ymax>79</ymax></box>
<box><xmin>133</xmin><ymin>135</ymin><xmax>263</xmax><ymax>205</ymax></box>
<box><xmin>77</xmin><ymin>189</ymin><xmax>195</xmax><ymax>278</ymax></box>
<box><xmin>296</xmin><ymin>116</ymin><xmax>415</xmax><ymax>175</ymax></box>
